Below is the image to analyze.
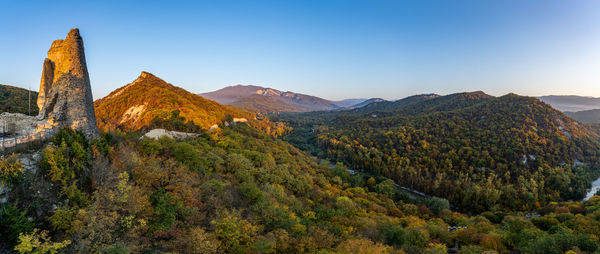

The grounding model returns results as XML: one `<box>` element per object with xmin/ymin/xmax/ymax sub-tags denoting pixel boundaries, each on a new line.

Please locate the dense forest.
<box><xmin>277</xmin><ymin>92</ymin><xmax>600</xmax><ymax>213</ymax></box>
<box><xmin>0</xmin><ymin>84</ymin><xmax>38</xmax><ymax>115</ymax></box>
<box><xmin>3</xmin><ymin>123</ymin><xmax>600</xmax><ymax>253</ymax></box>
<box><xmin>3</xmin><ymin>90</ymin><xmax>600</xmax><ymax>253</ymax></box>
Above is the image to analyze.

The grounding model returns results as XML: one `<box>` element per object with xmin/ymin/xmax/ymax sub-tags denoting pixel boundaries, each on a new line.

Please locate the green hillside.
<box><xmin>278</xmin><ymin>92</ymin><xmax>600</xmax><ymax>212</ymax></box>
<box><xmin>0</xmin><ymin>84</ymin><xmax>38</xmax><ymax>115</ymax></box>
<box><xmin>5</xmin><ymin>125</ymin><xmax>600</xmax><ymax>253</ymax></box>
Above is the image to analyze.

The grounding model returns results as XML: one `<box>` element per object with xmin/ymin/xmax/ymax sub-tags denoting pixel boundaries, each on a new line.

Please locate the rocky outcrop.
<box><xmin>142</xmin><ymin>129</ymin><xmax>201</xmax><ymax>140</ymax></box>
<box><xmin>37</xmin><ymin>29</ymin><xmax>98</xmax><ymax>139</ymax></box>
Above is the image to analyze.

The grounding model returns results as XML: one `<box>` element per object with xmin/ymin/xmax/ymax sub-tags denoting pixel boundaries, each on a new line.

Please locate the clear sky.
<box><xmin>1</xmin><ymin>0</ymin><xmax>599</xmax><ymax>101</ymax></box>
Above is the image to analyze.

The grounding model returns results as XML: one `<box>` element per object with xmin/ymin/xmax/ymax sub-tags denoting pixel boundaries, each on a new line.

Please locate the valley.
<box><xmin>4</xmin><ymin>62</ymin><xmax>600</xmax><ymax>252</ymax></box>
<box><xmin>4</xmin><ymin>66</ymin><xmax>600</xmax><ymax>252</ymax></box>
<box><xmin>2</xmin><ymin>2</ymin><xmax>600</xmax><ymax>252</ymax></box>
<box><xmin>540</xmin><ymin>96</ymin><xmax>600</xmax><ymax>123</ymax></box>
<box><xmin>277</xmin><ymin>92</ymin><xmax>600</xmax><ymax>212</ymax></box>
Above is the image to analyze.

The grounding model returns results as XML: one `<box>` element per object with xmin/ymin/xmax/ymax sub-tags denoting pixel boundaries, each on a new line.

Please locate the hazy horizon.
<box><xmin>1</xmin><ymin>0</ymin><xmax>599</xmax><ymax>101</ymax></box>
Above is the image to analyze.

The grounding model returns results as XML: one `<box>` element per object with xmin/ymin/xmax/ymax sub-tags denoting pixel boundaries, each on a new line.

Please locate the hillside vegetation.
<box><xmin>4</xmin><ymin>84</ymin><xmax>600</xmax><ymax>253</ymax></box>
<box><xmin>94</xmin><ymin>72</ymin><xmax>286</xmax><ymax>136</ymax></box>
<box><xmin>0</xmin><ymin>84</ymin><xmax>38</xmax><ymax>115</ymax></box>
<box><xmin>278</xmin><ymin>92</ymin><xmax>600</xmax><ymax>212</ymax></box>
<box><xmin>5</xmin><ymin>126</ymin><xmax>600</xmax><ymax>253</ymax></box>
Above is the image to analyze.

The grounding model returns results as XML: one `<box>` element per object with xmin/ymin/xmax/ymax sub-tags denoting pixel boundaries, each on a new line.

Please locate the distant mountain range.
<box><xmin>199</xmin><ymin>85</ymin><xmax>379</xmax><ymax>113</ymax></box>
<box><xmin>538</xmin><ymin>95</ymin><xmax>600</xmax><ymax>123</ymax></box>
<box><xmin>565</xmin><ymin>109</ymin><xmax>600</xmax><ymax>124</ymax></box>
<box><xmin>334</xmin><ymin>98</ymin><xmax>368</xmax><ymax>108</ymax></box>
<box><xmin>340</xmin><ymin>98</ymin><xmax>387</xmax><ymax>110</ymax></box>
<box><xmin>198</xmin><ymin>85</ymin><xmax>340</xmax><ymax>112</ymax></box>
<box><xmin>538</xmin><ymin>95</ymin><xmax>600</xmax><ymax>112</ymax></box>
<box><xmin>198</xmin><ymin>89</ymin><xmax>600</xmax><ymax>115</ymax></box>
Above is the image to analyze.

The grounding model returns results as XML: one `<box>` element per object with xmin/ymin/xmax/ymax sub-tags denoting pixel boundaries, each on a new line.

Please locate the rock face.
<box><xmin>37</xmin><ymin>29</ymin><xmax>98</xmax><ymax>138</ymax></box>
<box><xmin>142</xmin><ymin>129</ymin><xmax>201</xmax><ymax>140</ymax></box>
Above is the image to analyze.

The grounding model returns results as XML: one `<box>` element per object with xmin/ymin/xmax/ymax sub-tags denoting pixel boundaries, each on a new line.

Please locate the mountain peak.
<box><xmin>132</xmin><ymin>72</ymin><xmax>170</xmax><ymax>88</ymax></box>
<box><xmin>138</xmin><ymin>71</ymin><xmax>160</xmax><ymax>80</ymax></box>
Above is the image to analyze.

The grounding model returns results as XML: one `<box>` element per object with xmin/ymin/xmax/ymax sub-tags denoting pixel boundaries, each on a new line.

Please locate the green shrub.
<box><xmin>48</xmin><ymin>206</ymin><xmax>77</xmax><ymax>232</ymax></box>
<box><xmin>0</xmin><ymin>204</ymin><xmax>34</xmax><ymax>246</ymax></box>
<box><xmin>0</xmin><ymin>154</ymin><xmax>23</xmax><ymax>187</ymax></box>
<box><xmin>149</xmin><ymin>188</ymin><xmax>181</xmax><ymax>232</ymax></box>
<box><xmin>531</xmin><ymin>215</ymin><xmax>560</xmax><ymax>231</ymax></box>
<box><xmin>425</xmin><ymin>197</ymin><xmax>450</xmax><ymax>215</ymax></box>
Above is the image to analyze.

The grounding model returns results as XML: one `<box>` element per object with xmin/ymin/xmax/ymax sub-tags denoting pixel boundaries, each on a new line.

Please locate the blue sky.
<box><xmin>1</xmin><ymin>0</ymin><xmax>599</xmax><ymax>100</ymax></box>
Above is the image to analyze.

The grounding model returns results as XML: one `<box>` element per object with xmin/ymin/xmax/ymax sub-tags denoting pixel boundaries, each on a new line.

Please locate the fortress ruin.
<box><xmin>1</xmin><ymin>29</ymin><xmax>98</xmax><ymax>150</ymax></box>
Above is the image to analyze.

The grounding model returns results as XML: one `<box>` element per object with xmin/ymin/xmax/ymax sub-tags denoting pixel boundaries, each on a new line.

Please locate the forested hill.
<box><xmin>5</xmin><ymin>92</ymin><xmax>600</xmax><ymax>253</ymax></box>
<box><xmin>94</xmin><ymin>72</ymin><xmax>286</xmax><ymax>135</ymax></box>
<box><xmin>277</xmin><ymin>92</ymin><xmax>600</xmax><ymax>212</ymax></box>
<box><xmin>0</xmin><ymin>84</ymin><xmax>38</xmax><ymax>115</ymax></box>
<box><xmin>352</xmin><ymin>91</ymin><xmax>491</xmax><ymax>115</ymax></box>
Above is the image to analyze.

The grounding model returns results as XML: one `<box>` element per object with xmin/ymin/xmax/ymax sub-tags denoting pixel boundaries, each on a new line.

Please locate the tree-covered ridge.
<box><xmin>0</xmin><ymin>84</ymin><xmax>38</xmax><ymax>115</ymax></box>
<box><xmin>94</xmin><ymin>72</ymin><xmax>286</xmax><ymax>136</ymax></box>
<box><xmin>278</xmin><ymin>93</ymin><xmax>600</xmax><ymax>212</ymax></box>
<box><xmin>357</xmin><ymin>92</ymin><xmax>490</xmax><ymax>116</ymax></box>
<box><xmin>0</xmin><ymin>127</ymin><xmax>451</xmax><ymax>253</ymax></box>
<box><xmin>4</xmin><ymin>127</ymin><xmax>600</xmax><ymax>253</ymax></box>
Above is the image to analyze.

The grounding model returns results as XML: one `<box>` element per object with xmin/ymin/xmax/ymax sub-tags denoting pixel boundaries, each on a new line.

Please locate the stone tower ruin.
<box><xmin>36</xmin><ymin>28</ymin><xmax>99</xmax><ymax>139</ymax></box>
<box><xmin>0</xmin><ymin>29</ymin><xmax>99</xmax><ymax>148</ymax></box>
